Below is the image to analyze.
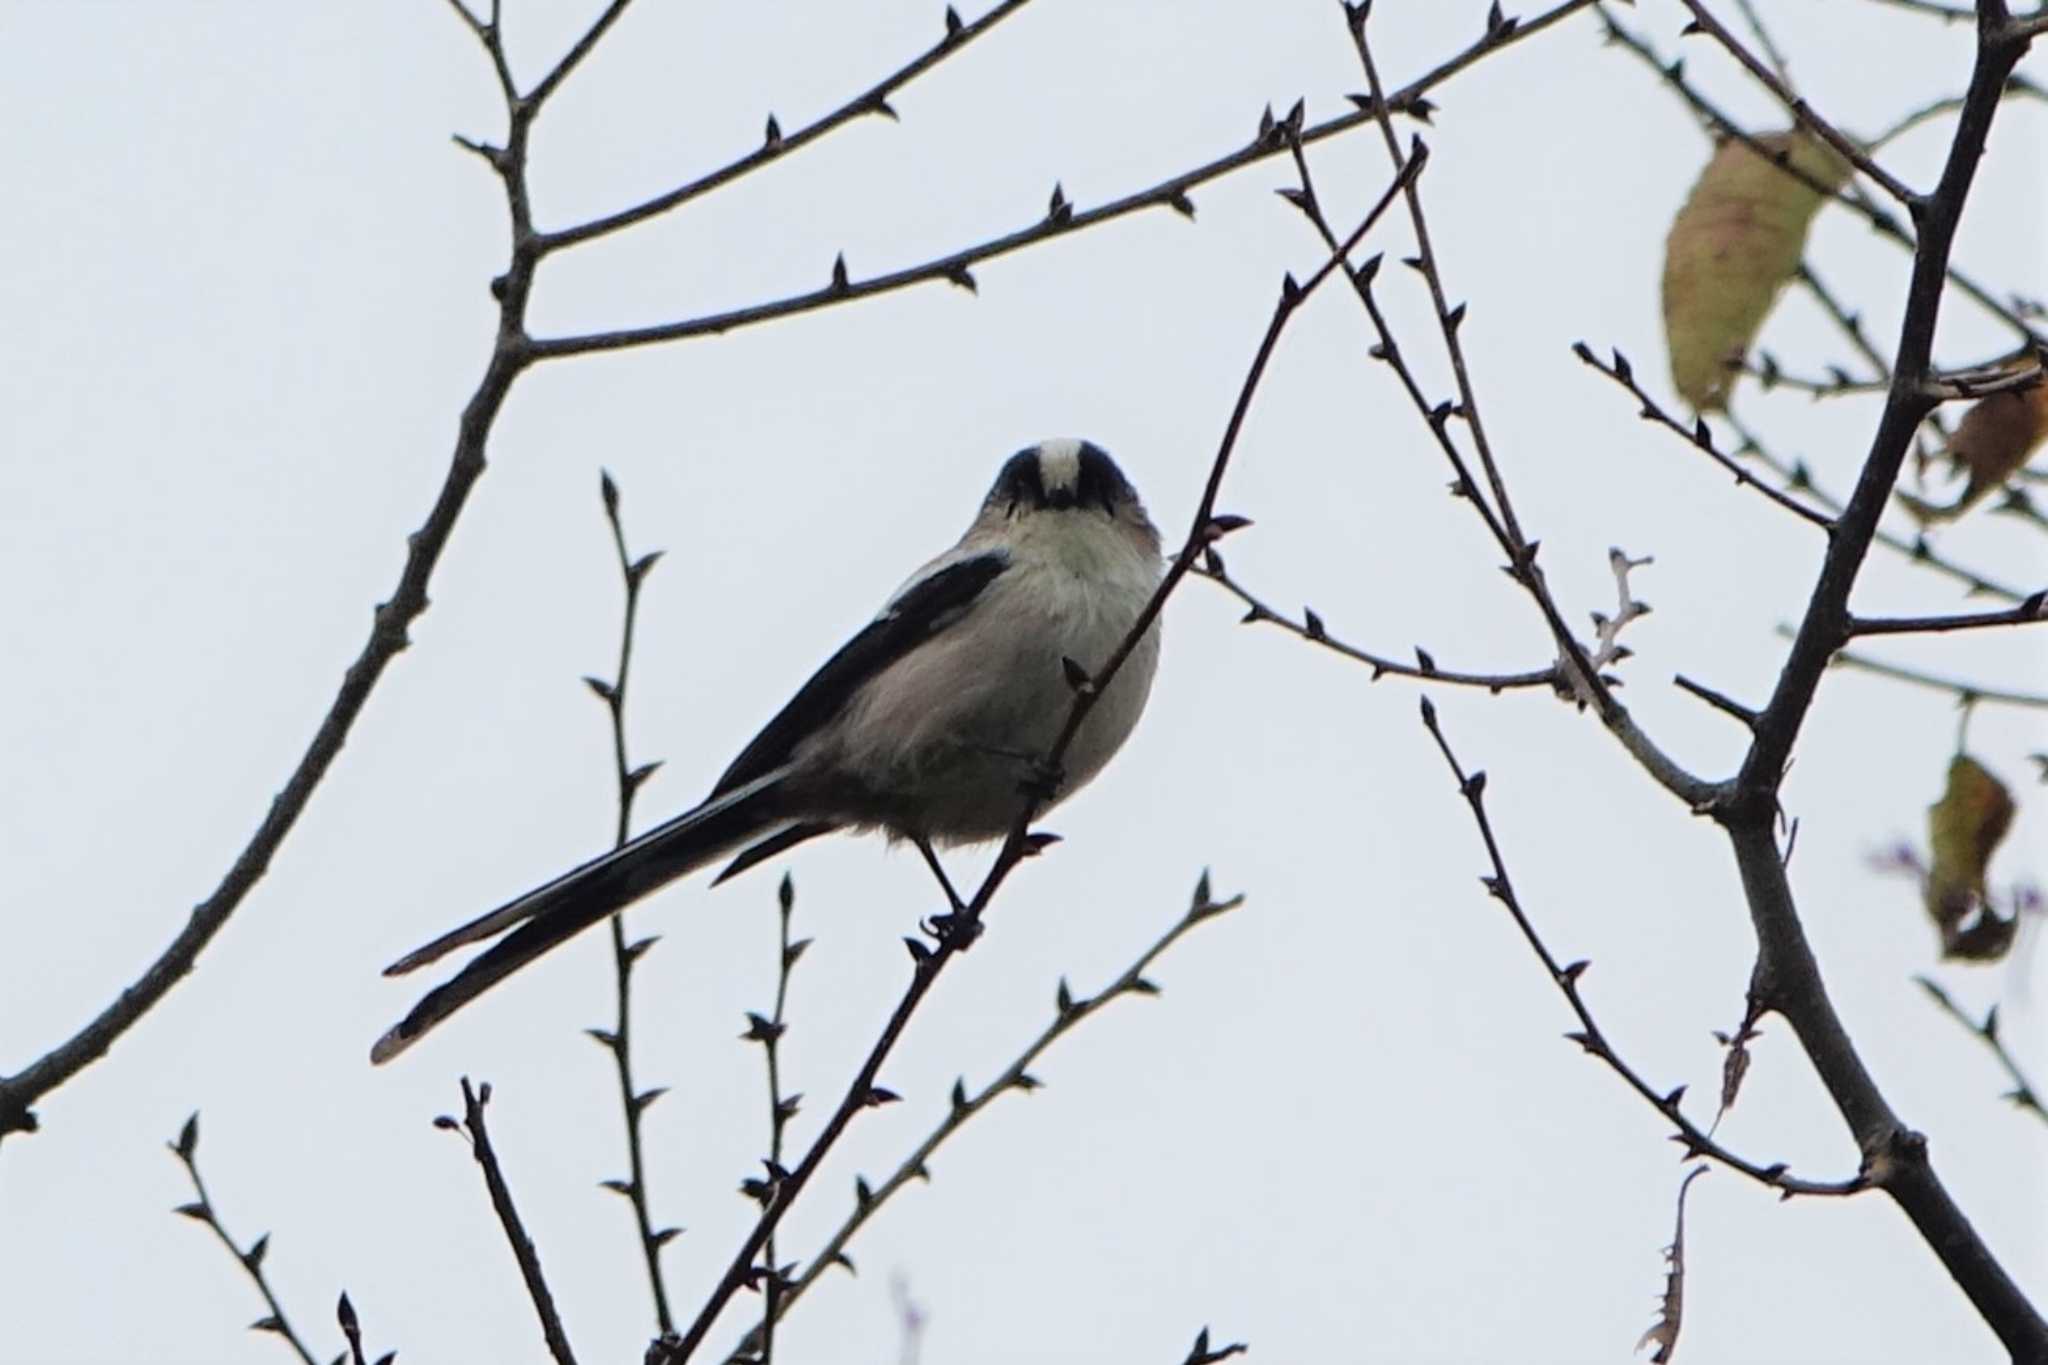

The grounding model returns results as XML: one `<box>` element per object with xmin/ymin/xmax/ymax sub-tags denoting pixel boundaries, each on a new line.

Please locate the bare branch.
<box><xmin>1674</xmin><ymin>673</ymin><xmax>1762</xmax><ymax>728</ymax></box>
<box><xmin>527</xmin><ymin>0</ymin><xmax>637</xmax><ymax>110</ymax></box>
<box><xmin>540</xmin><ymin>0</ymin><xmax>1038</xmax><ymax>252</ymax></box>
<box><xmin>529</xmin><ymin>2</ymin><xmax>1603</xmax><ymax>357</ymax></box>
<box><xmin>1740</xmin><ymin>6</ymin><xmax>2038</xmax><ymax>800</ymax></box>
<box><xmin>1869</xmin><ymin>86</ymin><xmax>2034</xmax><ymax>149</ymax></box>
<box><xmin>725</xmin><ymin>877</ymin><xmax>1246</xmax><ymax>1360</ymax></box>
<box><xmin>1574</xmin><ymin>343</ymin><xmax>1837</xmax><ymax>529</ymax></box>
<box><xmin>588</xmin><ymin>472</ymin><xmax>677</xmax><ymax>1335</ymax></box>
<box><xmin>447</xmin><ymin>1080</ymin><xmax>579</xmax><ymax>1365</ymax></box>
<box><xmin>1819</xmin><ymin>642</ymin><xmax>2048</xmax><ymax>710</ymax></box>
<box><xmin>1676</xmin><ymin>0</ymin><xmax>1924</xmax><ymax>211</ymax></box>
<box><xmin>1329</xmin><ymin>10</ymin><xmax>1717</xmax><ymax>809</ymax></box>
<box><xmin>747</xmin><ymin>872</ymin><xmax>805</xmax><ymax>1364</ymax></box>
<box><xmin>1862</xmin><ymin>0</ymin><xmax>1978</xmax><ymax>20</ymax></box>
<box><xmin>1417</xmin><ymin>701</ymin><xmax>1864</xmax><ymax>1198</ymax></box>
<box><xmin>1668</xmin><ymin>12</ymin><xmax>2048</xmax><ymax>1340</ymax></box>
<box><xmin>1196</xmin><ymin>558</ymin><xmax>1560</xmax><ymax>693</ymax></box>
<box><xmin>1849</xmin><ymin>595</ymin><xmax>2048</xmax><ymax>636</ymax></box>
<box><xmin>1797</xmin><ymin>261</ymin><xmax>1899</xmax><ymax>380</ymax></box>
<box><xmin>1728</xmin><ymin>0</ymin><xmax>1794</xmax><ymax>82</ymax></box>
<box><xmin>1720</xmin><ymin>412</ymin><xmax>2030</xmax><ymax>602</ymax></box>
<box><xmin>1915</xmin><ymin>977</ymin><xmax>2048</xmax><ymax>1126</ymax></box>
<box><xmin>1727</xmin><ymin>817</ymin><xmax>2047</xmax><ymax>1352</ymax></box>
<box><xmin>167</xmin><ymin>1114</ymin><xmax>323</xmax><ymax>1365</ymax></box>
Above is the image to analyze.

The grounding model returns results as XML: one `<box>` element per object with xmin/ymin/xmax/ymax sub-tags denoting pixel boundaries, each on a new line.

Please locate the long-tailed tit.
<box><xmin>372</xmin><ymin>439</ymin><xmax>1162</xmax><ymax>1063</ymax></box>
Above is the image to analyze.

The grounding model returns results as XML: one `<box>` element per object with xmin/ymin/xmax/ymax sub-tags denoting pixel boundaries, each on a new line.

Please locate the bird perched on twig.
<box><xmin>373</xmin><ymin>438</ymin><xmax>1163</xmax><ymax>1063</ymax></box>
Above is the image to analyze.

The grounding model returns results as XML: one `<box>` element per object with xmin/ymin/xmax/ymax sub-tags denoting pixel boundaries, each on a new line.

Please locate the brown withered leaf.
<box><xmin>1638</xmin><ymin>1167</ymin><xmax>1709</xmax><ymax>1363</ymax></box>
<box><xmin>1925</xmin><ymin>754</ymin><xmax>2020</xmax><ymax>961</ymax></box>
<box><xmin>1662</xmin><ymin>130</ymin><xmax>1851</xmax><ymax>412</ymax></box>
<box><xmin>1900</xmin><ymin>376</ymin><xmax>2048</xmax><ymax>522</ymax></box>
<box><xmin>1711</xmin><ymin>1022</ymin><xmax>1759</xmax><ymax>1130</ymax></box>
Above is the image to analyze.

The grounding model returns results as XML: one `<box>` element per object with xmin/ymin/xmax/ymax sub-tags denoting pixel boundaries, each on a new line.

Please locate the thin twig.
<box><xmin>1849</xmin><ymin>597</ymin><xmax>2048</xmax><ymax>636</ymax></box>
<box><xmin>445</xmin><ymin>1080</ymin><xmax>579</xmax><ymax>1365</ymax></box>
<box><xmin>1332</xmin><ymin>10</ymin><xmax>1716</xmax><ymax>807</ymax></box>
<box><xmin>1796</xmin><ymin>262</ymin><xmax>1898</xmax><ymax>381</ymax></box>
<box><xmin>335</xmin><ymin>1292</ymin><xmax>382</xmax><ymax>1365</ymax></box>
<box><xmin>1818</xmin><ymin>641</ymin><xmax>2048</xmax><ymax>710</ymax></box>
<box><xmin>1416</xmin><ymin>701</ymin><xmax>1865</xmax><ymax>1198</ymax></box>
<box><xmin>1729</xmin><ymin>0</ymin><xmax>1795</xmax><ymax>83</ymax></box>
<box><xmin>541</xmin><ymin>1</ymin><xmax>1036</xmax><ymax>252</ymax></box>
<box><xmin>1196</xmin><ymin>558</ymin><xmax>1561</xmax><ymax>693</ymax></box>
<box><xmin>724</xmin><ymin>876</ymin><xmax>1246</xmax><ymax>1361</ymax></box>
<box><xmin>1915</xmin><ymin>977</ymin><xmax>2048</xmax><ymax>1126</ymax></box>
<box><xmin>1674</xmin><ymin>674</ymin><xmax>1760</xmax><ymax>728</ymax></box>
<box><xmin>1721</xmin><ymin>412</ymin><xmax>2030</xmax><ymax>602</ymax></box>
<box><xmin>587</xmin><ymin>472</ymin><xmax>678</xmax><ymax>1334</ymax></box>
<box><xmin>167</xmin><ymin>1114</ymin><xmax>322</xmax><ymax>1365</ymax></box>
<box><xmin>744</xmin><ymin>872</ymin><xmax>806</xmax><ymax>1364</ymax></box>
<box><xmin>527</xmin><ymin>1</ymin><xmax>1603</xmax><ymax>359</ymax></box>
<box><xmin>1739</xmin><ymin>356</ymin><xmax>1889</xmax><ymax>398</ymax></box>
<box><xmin>1677</xmin><ymin>0</ymin><xmax>1923</xmax><ymax>210</ymax></box>
<box><xmin>1863</xmin><ymin>0</ymin><xmax>1978</xmax><ymax>20</ymax></box>
<box><xmin>1181</xmin><ymin>1326</ymin><xmax>1250</xmax><ymax>1364</ymax></box>
<box><xmin>526</xmin><ymin>0</ymin><xmax>635</xmax><ymax>109</ymax></box>
<box><xmin>1573</xmin><ymin>343</ymin><xmax>1836</xmax><ymax>530</ymax></box>
<box><xmin>1349</xmin><ymin>12</ymin><xmax>1527</xmax><ymax>549</ymax></box>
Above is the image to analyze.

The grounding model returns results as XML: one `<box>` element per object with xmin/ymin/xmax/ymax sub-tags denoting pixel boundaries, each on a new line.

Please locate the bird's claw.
<box><xmin>923</xmin><ymin>911</ymin><xmax>985</xmax><ymax>952</ymax></box>
<box><xmin>1017</xmin><ymin>756</ymin><xmax>1066</xmax><ymax>804</ymax></box>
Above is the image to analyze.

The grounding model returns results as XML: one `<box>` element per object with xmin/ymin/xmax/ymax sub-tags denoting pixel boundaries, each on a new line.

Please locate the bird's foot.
<box><xmin>1017</xmin><ymin>755</ymin><xmax>1065</xmax><ymax>805</ymax></box>
<box><xmin>924</xmin><ymin>910</ymin><xmax>985</xmax><ymax>952</ymax></box>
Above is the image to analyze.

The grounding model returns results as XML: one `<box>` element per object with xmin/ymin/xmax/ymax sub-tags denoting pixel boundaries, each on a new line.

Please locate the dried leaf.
<box><xmin>1926</xmin><ymin>755</ymin><xmax>2020</xmax><ymax>961</ymax></box>
<box><xmin>1637</xmin><ymin>1166</ymin><xmax>1709</xmax><ymax>1362</ymax></box>
<box><xmin>1662</xmin><ymin>131</ymin><xmax>1850</xmax><ymax>411</ymax></box>
<box><xmin>1900</xmin><ymin>379</ymin><xmax>2048</xmax><ymax>522</ymax></box>
<box><xmin>1713</xmin><ymin>1025</ymin><xmax>1757</xmax><ymax>1125</ymax></box>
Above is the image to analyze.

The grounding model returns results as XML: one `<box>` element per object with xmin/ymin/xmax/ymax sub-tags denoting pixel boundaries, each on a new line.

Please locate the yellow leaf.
<box><xmin>1662</xmin><ymin>131</ymin><xmax>1852</xmax><ymax>412</ymax></box>
<box><xmin>1925</xmin><ymin>754</ymin><xmax>2019</xmax><ymax>961</ymax></box>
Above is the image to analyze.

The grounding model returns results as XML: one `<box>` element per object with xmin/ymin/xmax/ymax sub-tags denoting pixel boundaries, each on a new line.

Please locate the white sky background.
<box><xmin>2</xmin><ymin>2</ymin><xmax>2044</xmax><ymax>1362</ymax></box>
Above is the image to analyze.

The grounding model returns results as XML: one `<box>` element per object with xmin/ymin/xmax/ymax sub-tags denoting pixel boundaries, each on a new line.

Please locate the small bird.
<box><xmin>372</xmin><ymin>439</ymin><xmax>1163</xmax><ymax>1063</ymax></box>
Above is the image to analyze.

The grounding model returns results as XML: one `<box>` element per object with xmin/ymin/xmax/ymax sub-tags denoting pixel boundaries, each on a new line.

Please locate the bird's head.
<box><xmin>981</xmin><ymin>438</ymin><xmax>1159</xmax><ymax>553</ymax></box>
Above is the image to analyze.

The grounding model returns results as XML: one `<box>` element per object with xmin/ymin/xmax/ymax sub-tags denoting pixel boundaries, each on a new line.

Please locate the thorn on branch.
<box><xmin>1184</xmin><ymin>1326</ymin><xmax>1250</xmax><ymax>1364</ymax></box>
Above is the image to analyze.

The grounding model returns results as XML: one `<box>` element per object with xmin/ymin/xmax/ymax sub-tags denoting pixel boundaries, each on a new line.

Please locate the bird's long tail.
<box><xmin>371</xmin><ymin>767</ymin><xmax>800</xmax><ymax>1064</ymax></box>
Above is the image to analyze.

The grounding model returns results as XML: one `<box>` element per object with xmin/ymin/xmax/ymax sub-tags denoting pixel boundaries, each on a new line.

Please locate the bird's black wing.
<box><xmin>713</xmin><ymin>551</ymin><xmax>1009</xmax><ymax>794</ymax></box>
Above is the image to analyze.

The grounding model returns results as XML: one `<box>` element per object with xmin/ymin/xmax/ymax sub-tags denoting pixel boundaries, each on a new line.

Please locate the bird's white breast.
<box><xmin>809</xmin><ymin>512</ymin><xmax>1161</xmax><ymax>842</ymax></box>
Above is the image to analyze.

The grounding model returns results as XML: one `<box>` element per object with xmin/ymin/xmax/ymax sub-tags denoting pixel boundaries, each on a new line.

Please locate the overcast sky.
<box><xmin>2</xmin><ymin>3</ymin><xmax>2044</xmax><ymax>1363</ymax></box>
